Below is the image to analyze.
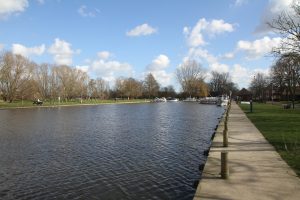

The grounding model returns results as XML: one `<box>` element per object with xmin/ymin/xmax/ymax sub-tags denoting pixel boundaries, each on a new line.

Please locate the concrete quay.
<box><xmin>194</xmin><ymin>102</ymin><xmax>300</xmax><ymax>200</ymax></box>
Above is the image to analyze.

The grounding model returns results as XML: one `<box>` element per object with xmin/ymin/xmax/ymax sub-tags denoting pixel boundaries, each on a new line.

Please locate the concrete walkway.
<box><xmin>194</xmin><ymin>102</ymin><xmax>300</xmax><ymax>200</ymax></box>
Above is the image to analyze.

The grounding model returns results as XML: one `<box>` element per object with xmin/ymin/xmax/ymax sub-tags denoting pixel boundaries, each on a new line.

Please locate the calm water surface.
<box><xmin>0</xmin><ymin>102</ymin><xmax>223</xmax><ymax>200</ymax></box>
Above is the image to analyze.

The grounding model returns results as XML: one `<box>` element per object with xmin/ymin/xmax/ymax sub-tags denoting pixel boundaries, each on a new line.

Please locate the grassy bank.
<box><xmin>0</xmin><ymin>99</ymin><xmax>150</xmax><ymax>109</ymax></box>
<box><xmin>239</xmin><ymin>103</ymin><xmax>300</xmax><ymax>177</ymax></box>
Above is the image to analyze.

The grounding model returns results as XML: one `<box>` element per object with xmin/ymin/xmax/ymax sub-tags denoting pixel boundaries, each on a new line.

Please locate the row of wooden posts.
<box><xmin>221</xmin><ymin>99</ymin><xmax>231</xmax><ymax>179</ymax></box>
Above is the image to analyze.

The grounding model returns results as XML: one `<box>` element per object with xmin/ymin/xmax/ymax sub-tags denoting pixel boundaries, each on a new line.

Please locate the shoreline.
<box><xmin>0</xmin><ymin>100</ymin><xmax>151</xmax><ymax>110</ymax></box>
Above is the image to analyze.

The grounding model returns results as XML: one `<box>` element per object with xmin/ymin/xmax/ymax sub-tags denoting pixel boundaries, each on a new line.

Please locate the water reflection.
<box><xmin>0</xmin><ymin>103</ymin><xmax>223</xmax><ymax>200</ymax></box>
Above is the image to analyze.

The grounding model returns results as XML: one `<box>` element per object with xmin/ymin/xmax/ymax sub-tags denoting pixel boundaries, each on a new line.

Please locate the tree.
<box><xmin>94</xmin><ymin>78</ymin><xmax>110</xmax><ymax>99</ymax></box>
<box><xmin>123</xmin><ymin>78</ymin><xmax>143</xmax><ymax>99</ymax></box>
<box><xmin>249</xmin><ymin>73</ymin><xmax>269</xmax><ymax>102</ymax></box>
<box><xmin>143</xmin><ymin>73</ymin><xmax>160</xmax><ymax>98</ymax></box>
<box><xmin>268</xmin><ymin>2</ymin><xmax>300</xmax><ymax>55</ymax></box>
<box><xmin>75</xmin><ymin>69</ymin><xmax>89</xmax><ymax>102</ymax></box>
<box><xmin>35</xmin><ymin>63</ymin><xmax>51</xmax><ymax>100</ymax></box>
<box><xmin>0</xmin><ymin>52</ymin><xmax>34</xmax><ymax>102</ymax></box>
<box><xmin>176</xmin><ymin>60</ymin><xmax>206</xmax><ymax>97</ymax></box>
<box><xmin>209</xmin><ymin>71</ymin><xmax>230</xmax><ymax>96</ymax></box>
<box><xmin>272</xmin><ymin>53</ymin><xmax>300</xmax><ymax>108</ymax></box>
<box><xmin>114</xmin><ymin>77</ymin><xmax>126</xmax><ymax>98</ymax></box>
<box><xmin>159</xmin><ymin>85</ymin><xmax>177</xmax><ymax>97</ymax></box>
<box><xmin>268</xmin><ymin>1</ymin><xmax>300</xmax><ymax>108</ymax></box>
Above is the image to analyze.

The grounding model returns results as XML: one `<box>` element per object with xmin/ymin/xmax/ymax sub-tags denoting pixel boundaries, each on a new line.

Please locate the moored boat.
<box><xmin>153</xmin><ymin>97</ymin><xmax>167</xmax><ymax>102</ymax></box>
<box><xmin>183</xmin><ymin>97</ymin><xmax>197</xmax><ymax>102</ymax></box>
<box><xmin>167</xmin><ymin>97</ymin><xmax>179</xmax><ymax>102</ymax></box>
<box><xmin>199</xmin><ymin>97</ymin><xmax>218</xmax><ymax>104</ymax></box>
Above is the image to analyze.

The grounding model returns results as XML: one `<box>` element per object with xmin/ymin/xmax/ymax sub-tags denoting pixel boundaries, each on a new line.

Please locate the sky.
<box><xmin>0</xmin><ymin>0</ymin><xmax>295</xmax><ymax>91</ymax></box>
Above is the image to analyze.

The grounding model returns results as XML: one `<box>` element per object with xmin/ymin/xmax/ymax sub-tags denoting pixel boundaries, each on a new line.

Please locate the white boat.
<box><xmin>167</xmin><ymin>97</ymin><xmax>179</xmax><ymax>102</ymax></box>
<box><xmin>183</xmin><ymin>97</ymin><xmax>197</xmax><ymax>102</ymax></box>
<box><xmin>199</xmin><ymin>97</ymin><xmax>218</xmax><ymax>104</ymax></box>
<box><xmin>153</xmin><ymin>97</ymin><xmax>167</xmax><ymax>102</ymax></box>
<box><xmin>217</xmin><ymin>96</ymin><xmax>229</xmax><ymax>106</ymax></box>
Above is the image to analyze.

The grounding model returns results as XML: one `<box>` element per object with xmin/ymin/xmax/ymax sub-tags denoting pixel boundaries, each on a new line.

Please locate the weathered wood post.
<box><xmin>221</xmin><ymin>151</ymin><xmax>229</xmax><ymax>179</ymax></box>
<box><xmin>223</xmin><ymin>103</ymin><xmax>229</xmax><ymax>147</ymax></box>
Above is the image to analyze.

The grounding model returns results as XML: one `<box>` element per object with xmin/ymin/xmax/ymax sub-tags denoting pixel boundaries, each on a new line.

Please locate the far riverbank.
<box><xmin>0</xmin><ymin>99</ymin><xmax>151</xmax><ymax>110</ymax></box>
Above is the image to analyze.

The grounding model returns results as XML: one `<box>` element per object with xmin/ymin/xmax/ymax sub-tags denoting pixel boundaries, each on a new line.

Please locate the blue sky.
<box><xmin>0</xmin><ymin>0</ymin><xmax>294</xmax><ymax>90</ymax></box>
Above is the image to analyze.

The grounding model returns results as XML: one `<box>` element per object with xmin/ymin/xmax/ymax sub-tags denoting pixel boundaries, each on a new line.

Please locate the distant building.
<box><xmin>236</xmin><ymin>88</ymin><xmax>252</xmax><ymax>101</ymax></box>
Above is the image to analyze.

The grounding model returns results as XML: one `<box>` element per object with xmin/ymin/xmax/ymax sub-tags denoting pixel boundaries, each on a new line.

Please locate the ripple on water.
<box><xmin>0</xmin><ymin>103</ymin><xmax>224</xmax><ymax>200</ymax></box>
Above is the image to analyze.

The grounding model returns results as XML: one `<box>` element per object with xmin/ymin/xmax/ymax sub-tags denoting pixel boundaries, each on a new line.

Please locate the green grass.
<box><xmin>240</xmin><ymin>103</ymin><xmax>300</xmax><ymax>177</ymax></box>
<box><xmin>0</xmin><ymin>99</ymin><xmax>150</xmax><ymax>109</ymax></box>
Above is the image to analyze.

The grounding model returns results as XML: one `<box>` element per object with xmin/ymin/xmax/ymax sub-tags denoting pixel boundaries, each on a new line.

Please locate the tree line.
<box><xmin>0</xmin><ymin>52</ymin><xmax>171</xmax><ymax>103</ymax></box>
<box><xmin>249</xmin><ymin>2</ymin><xmax>300</xmax><ymax>108</ymax></box>
<box><xmin>0</xmin><ymin>51</ymin><xmax>238</xmax><ymax>103</ymax></box>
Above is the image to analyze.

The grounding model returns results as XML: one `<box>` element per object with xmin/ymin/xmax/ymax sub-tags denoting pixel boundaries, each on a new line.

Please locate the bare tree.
<box><xmin>34</xmin><ymin>63</ymin><xmax>51</xmax><ymax>100</ymax></box>
<box><xmin>94</xmin><ymin>78</ymin><xmax>110</xmax><ymax>99</ymax></box>
<box><xmin>75</xmin><ymin>69</ymin><xmax>89</xmax><ymax>102</ymax></box>
<box><xmin>123</xmin><ymin>78</ymin><xmax>143</xmax><ymax>99</ymax></box>
<box><xmin>250</xmin><ymin>73</ymin><xmax>269</xmax><ymax>102</ymax></box>
<box><xmin>176</xmin><ymin>60</ymin><xmax>206</xmax><ymax>97</ymax></box>
<box><xmin>114</xmin><ymin>77</ymin><xmax>126</xmax><ymax>98</ymax></box>
<box><xmin>0</xmin><ymin>52</ymin><xmax>34</xmax><ymax>102</ymax></box>
<box><xmin>209</xmin><ymin>71</ymin><xmax>230</xmax><ymax>96</ymax></box>
<box><xmin>273</xmin><ymin>53</ymin><xmax>300</xmax><ymax>108</ymax></box>
<box><xmin>268</xmin><ymin>2</ymin><xmax>300</xmax><ymax>55</ymax></box>
<box><xmin>143</xmin><ymin>73</ymin><xmax>160</xmax><ymax>98</ymax></box>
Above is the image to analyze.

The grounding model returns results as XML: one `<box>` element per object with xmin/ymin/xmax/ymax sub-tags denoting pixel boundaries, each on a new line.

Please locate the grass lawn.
<box><xmin>0</xmin><ymin>99</ymin><xmax>150</xmax><ymax>109</ymax></box>
<box><xmin>240</xmin><ymin>103</ymin><xmax>300</xmax><ymax>177</ymax></box>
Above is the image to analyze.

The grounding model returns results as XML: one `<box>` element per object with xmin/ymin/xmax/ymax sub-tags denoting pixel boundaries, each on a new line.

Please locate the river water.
<box><xmin>0</xmin><ymin>102</ymin><xmax>223</xmax><ymax>200</ymax></box>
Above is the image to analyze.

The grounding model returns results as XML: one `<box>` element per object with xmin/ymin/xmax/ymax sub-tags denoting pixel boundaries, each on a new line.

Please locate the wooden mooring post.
<box><xmin>221</xmin><ymin>99</ymin><xmax>230</xmax><ymax>179</ymax></box>
<box><xmin>223</xmin><ymin>102</ymin><xmax>230</xmax><ymax>147</ymax></box>
<box><xmin>221</xmin><ymin>151</ymin><xmax>229</xmax><ymax>179</ymax></box>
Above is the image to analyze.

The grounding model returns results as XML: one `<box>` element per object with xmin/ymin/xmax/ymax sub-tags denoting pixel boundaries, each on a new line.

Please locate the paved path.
<box><xmin>194</xmin><ymin>102</ymin><xmax>300</xmax><ymax>200</ymax></box>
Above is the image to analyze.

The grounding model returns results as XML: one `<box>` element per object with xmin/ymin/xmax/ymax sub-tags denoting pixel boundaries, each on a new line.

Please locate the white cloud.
<box><xmin>78</xmin><ymin>5</ymin><xmax>99</xmax><ymax>17</ymax></box>
<box><xmin>207</xmin><ymin>19</ymin><xmax>234</xmax><ymax>35</ymax></box>
<box><xmin>211</xmin><ymin>62</ymin><xmax>229</xmax><ymax>73</ymax></box>
<box><xmin>12</xmin><ymin>43</ymin><xmax>45</xmax><ymax>57</ymax></box>
<box><xmin>145</xmin><ymin>54</ymin><xmax>173</xmax><ymax>86</ymax></box>
<box><xmin>234</xmin><ymin>0</ymin><xmax>248</xmax><ymax>6</ymax></box>
<box><xmin>48</xmin><ymin>38</ymin><xmax>79</xmax><ymax>65</ymax></box>
<box><xmin>91</xmin><ymin>60</ymin><xmax>131</xmax><ymax>74</ymax></box>
<box><xmin>87</xmin><ymin>53</ymin><xmax>133</xmax><ymax>83</ymax></box>
<box><xmin>230</xmin><ymin>64</ymin><xmax>271</xmax><ymax>89</ymax></box>
<box><xmin>126</xmin><ymin>23</ymin><xmax>157</xmax><ymax>37</ymax></box>
<box><xmin>0</xmin><ymin>43</ymin><xmax>4</xmax><ymax>51</ymax></box>
<box><xmin>184</xmin><ymin>18</ymin><xmax>235</xmax><ymax>47</ymax></box>
<box><xmin>75</xmin><ymin>65</ymin><xmax>89</xmax><ymax>73</ymax></box>
<box><xmin>237</xmin><ymin>36</ymin><xmax>282</xmax><ymax>59</ymax></box>
<box><xmin>36</xmin><ymin>0</ymin><xmax>45</xmax><ymax>5</ymax></box>
<box><xmin>187</xmin><ymin>48</ymin><xmax>218</xmax><ymax>63</ymax></box>
<box><xmin>230</xmin><ymin>64</ymin><xmax>250</xmax><ymax>87</ymax></box>
<box><xmin>255</xmin><ymin>0</ymin><xmax>294</xmax><ymax>34</ymax></box>
<box><xmin>146</xmin><ymin>54</ymin><xmax>170</xmax><ymax>71</ymax></box>
<box><xmin>222</xmin><ymin>52</ymin><xmax>235</xmax><ymax>59</ymax></box>
<box><xmin>0</xmin><ymin>0</ymin><xmax>28</xmax><ymax>19</ymax></box>
<box><xmin>97</xmin><ymin>51</ymin><xmax>111</xmax><ymax>60</ymax></box>
<box><xmin>186</xmin><ymin>47</ymin><xmax>229</xmax><ymax>74</ymax></box>
<box><xmin>148</xmin><ymin>70</ymin><xmax>174</xmax><ymax>87</ymax></box>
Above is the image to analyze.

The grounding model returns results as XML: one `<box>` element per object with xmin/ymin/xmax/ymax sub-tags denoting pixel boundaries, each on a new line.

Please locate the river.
<box><xmin>0</xmin><ymin>102</ymin><xmax>223</xmax><ymax>200</ymax></box>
